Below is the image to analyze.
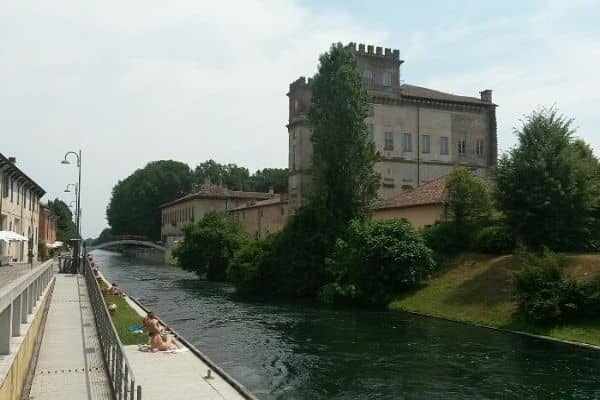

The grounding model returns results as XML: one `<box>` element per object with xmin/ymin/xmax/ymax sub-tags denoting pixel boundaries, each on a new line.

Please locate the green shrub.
<box><xmin>580</xmin><ymin>277</ymin><xmax>600</xmax><ymax>316</ymax></box>
<box><xmin>324</xmin><ymin>219</ymin><xmax>436</xmax><ymax>305</ymax></box>
<box><xmin>228</xmin><ymin>234</ymin><xmax>279</xmax><ymax>295</ymax></box>
<box><xmin>513</xmin><ymin>251</ymin><xmax>582</xmax><ymax>322</ymax></box>
<box><xmin>173</xmin><ymin>211</ymin><xmax>248</xmax><ymax>281</ymax></box>
<box><xmin>475</xmin><ymin>225</ymin><xmax>516</xmax><ymax>254</ymax></box>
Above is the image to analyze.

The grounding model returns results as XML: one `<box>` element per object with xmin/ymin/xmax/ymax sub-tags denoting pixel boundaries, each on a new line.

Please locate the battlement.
<box><xmin>347</xmin><ymin>42</ymin><xmax>401</xmax><ymax>61</ymax></box>
<box><xmin>289</xmin><ymin>76</ymin><xmax>313</xmax><ymax>91</ymax></box>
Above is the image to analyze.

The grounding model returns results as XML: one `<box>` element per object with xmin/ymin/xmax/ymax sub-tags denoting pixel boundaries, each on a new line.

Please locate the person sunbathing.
<box><xmin>147</xmin><ymin>318</ymin><xmax>182</xmax><ymax>352</ymax></box>
<box><xmin>109</xmin><ymin>283</ymin><xmax>124</xmax><ymax>296</ymax></box>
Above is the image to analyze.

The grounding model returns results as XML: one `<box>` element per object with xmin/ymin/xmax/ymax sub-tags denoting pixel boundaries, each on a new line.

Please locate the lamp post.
<box><xmin>61</xmin><ymin>150</ymin><xmax>81</xmax><ymax>273</ymax></box>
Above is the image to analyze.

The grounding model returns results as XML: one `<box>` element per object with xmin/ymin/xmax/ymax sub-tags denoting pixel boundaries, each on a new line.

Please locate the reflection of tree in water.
<box><xmin>92</xmin><ymin>249</ymin><xmax>600</xmax><ymax>400</ymax></box>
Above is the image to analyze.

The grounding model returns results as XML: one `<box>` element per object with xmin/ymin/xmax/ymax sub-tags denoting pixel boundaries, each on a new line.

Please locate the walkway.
<box><xmin>122</xmin><ymin>297</ymin><xmax>248</xmax><ymax>400</ymax></box>
<box><xmin>28</xmin><ymin>274</ymin><xmax>112</xmax><ymax>400</ymax></box>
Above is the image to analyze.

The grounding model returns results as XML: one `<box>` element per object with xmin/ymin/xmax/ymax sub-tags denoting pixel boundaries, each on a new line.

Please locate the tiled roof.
<box><xmin>159</xmin><ymin>186</ymin><xmax>275</xmax><ymax>209</ymax></box>
<box><xmin>0</xmin><ymin>153</ymin><xmax>46</xmax><ymax>196</ymax></box>
<box><xmin>376</xmin><ymin>176</ymin><xmax>447</xmax><ymax>210</ymax></box>
<box><xmin>400</xmin><ymin>84</ymin><xmax>491</xmax><ymax>105</ymax></box>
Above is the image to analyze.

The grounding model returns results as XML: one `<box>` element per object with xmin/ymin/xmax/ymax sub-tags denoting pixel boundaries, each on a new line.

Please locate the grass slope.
<box><xmin>389</xmin><ymin>253</ymin><xmax>600</xmax><ymax>346</ymax></box>
<box><xmin>98</xmin><ymin>280</ymin><xmax>147</xmax><ymax>345</ymax></box>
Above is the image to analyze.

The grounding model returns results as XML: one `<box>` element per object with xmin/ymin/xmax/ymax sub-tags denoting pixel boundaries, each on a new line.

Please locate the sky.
<box><xmin>1</xmin><ymin>0</ymin><xmax>599</xmax><ymax>238</ymax></box>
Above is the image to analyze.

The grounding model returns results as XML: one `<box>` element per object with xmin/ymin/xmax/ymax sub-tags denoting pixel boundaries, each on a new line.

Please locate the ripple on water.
<box><xmin>91</xmin><ymin>250</ymin><xmax>600</xmax><ymax>400</ymax></box>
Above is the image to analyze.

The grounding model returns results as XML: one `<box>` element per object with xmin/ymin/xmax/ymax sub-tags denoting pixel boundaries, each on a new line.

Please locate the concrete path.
<box><xmin>121</xmin><ymin>296</ymin><xmax>247</xmax><ymax>400</ymax></box>
<box><xmin>28</xmin><ymin>274</ymin><xmax>112</xmax><ymax>400</ymax></box>
<box><xmin>123</xmin><ymin>345</ymin><xmax>246</xmax><ymax>400</ymax></box>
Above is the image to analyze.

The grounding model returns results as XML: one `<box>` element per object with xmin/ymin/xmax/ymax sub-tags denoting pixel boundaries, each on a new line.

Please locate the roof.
<box><xmin>229</xmin><ymin>195</ymin><xmax>288</xmax><ymax>211</ymax></box>
<box><xmin>0</xmin><ymin>153</ymin><xmax>46</xmax><ymax>196</ymax></box>
<box><xmin>399</xmin><ymin>84</ymin><xmax>493</xmax><ymax>106</ymax></box>
<box><xmin>376</xmin><ymin>176</ymin><xmax>447</xmax><ymax>210</ymax></box>
<box><xmin>159</xmin><ymin>185</ymin><xmax>275</xmax><ymax>209</ymax></box>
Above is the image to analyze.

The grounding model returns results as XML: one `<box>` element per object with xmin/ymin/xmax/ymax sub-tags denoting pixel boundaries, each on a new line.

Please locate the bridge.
<box><xmin>88</xmin><ymin>239</ymin><xmax>166</xmax><ymax>252</ymax></box>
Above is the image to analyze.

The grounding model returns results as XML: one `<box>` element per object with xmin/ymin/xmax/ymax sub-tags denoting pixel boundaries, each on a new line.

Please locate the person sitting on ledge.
<box><xmin>147</xmin><ymin>317</ymin><xmax>182</xmax><ymax>352</ymax></box>
<box><xmin>109</xmin><ymin>283</ymin><xmax>124</xmax><ymax>296</ymax></box>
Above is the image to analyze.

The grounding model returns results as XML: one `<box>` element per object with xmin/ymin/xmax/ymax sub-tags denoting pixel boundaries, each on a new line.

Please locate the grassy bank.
<box><xmin>98</xmin><ymin>280</ymin><xmax>147</xmax><ymax>345</ymax></box>
<box><xmin>389</xmin><ymin>253</ymin><xmax>600</xmax><ymax>346</ymax></box>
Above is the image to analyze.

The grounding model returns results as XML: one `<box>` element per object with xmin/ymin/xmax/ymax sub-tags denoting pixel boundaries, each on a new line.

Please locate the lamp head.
<box><xmin>64</xmin><ymin>189</ymin><xmax>71</xmax><ymax>193</ymax></box>
<box><xmin>61</xmin><ymin>160</ymin><xmax>70</xmax><ymax>165</ymax></box>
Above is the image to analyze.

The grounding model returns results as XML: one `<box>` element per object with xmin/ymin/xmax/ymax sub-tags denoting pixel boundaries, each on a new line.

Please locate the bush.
<box><xmin>475</xmin><ymin>225</ymin><xmax>516</xmax><ymax>254</ymax></box>
<box><xmin>323</xmin><ymin>219</ymin><xmax>436</xmax><ymax>305</ymax></box>
<box><xmin>513</xmin><ymin>251</ymin><xmax>581</xmax><ymax>322</ymax></box>
<box><xmin>227</xmin><ymin>234</ymin><xmax>279</xmax><ymax>295</ymax></box>
<box><xmin>421</xmin><ymin>220</ymin><xmax>478</xmax><ymax>255</ymax></box>
<box><xmin>173</xmin><ymin>211</ymin><xmax>247</xmax><ymax>281</ymax></box>
<box><xmin>580</xmin><ymin>277</ymin><xmax>600</xmax><ymax>316</ymax></box>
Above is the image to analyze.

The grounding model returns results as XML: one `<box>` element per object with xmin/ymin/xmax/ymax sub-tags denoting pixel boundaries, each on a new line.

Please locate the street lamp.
<box><xmin>61</xmin><ymin>150</ymin><xmax>82</xmax><ymax>273</ymax></box>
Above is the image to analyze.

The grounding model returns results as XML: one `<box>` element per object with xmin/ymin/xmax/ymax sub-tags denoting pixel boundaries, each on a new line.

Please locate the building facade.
<box><xmin>287</xmin><ymin>42</ymin><xmax>497</xmax><ymax>208</ymax></box>
<box><xmin>0</xmin><ymin>154</ymin><xmax>45</xmax><ymax>262</ymax></box>
<box><xmin>38</xmin><ymin>205</ymin><xmax>58</xmax><ymax>246</ymax></box>
<box><xmin>159</xmin><ymin>185</ymin><xmax>277</xmax><ymax>248</ymax></box>
<box><xmin>229</xmin><ymin>195</ymin><xmax>289</xmax><ymax>239</ymax></box>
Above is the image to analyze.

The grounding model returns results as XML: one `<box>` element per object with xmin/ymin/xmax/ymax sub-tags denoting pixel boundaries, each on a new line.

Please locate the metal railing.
<box><xmin>82</xmin><ymin>256</ymin><xmax>142</xmax><ymax>400</ymax></box>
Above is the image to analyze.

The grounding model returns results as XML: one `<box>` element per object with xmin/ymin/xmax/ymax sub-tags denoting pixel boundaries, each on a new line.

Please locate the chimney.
<box><xmin>8</xmin><ymin>157</ymin><xmax>16</xmax><ymax>164</ymax></box>
<box><xmin>480</xmin><ymin>89</ymin><xmax>492</xmax><ymax>103</ymax></box>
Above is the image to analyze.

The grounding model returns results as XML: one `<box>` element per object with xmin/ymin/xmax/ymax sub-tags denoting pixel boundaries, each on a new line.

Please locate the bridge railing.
<box><xmin>83</xmin><ymin>256</ymin><xmax>142</xmax><ymax>400</ymax></box>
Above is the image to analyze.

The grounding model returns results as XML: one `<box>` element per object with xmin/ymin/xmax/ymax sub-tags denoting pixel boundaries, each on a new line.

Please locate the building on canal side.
<box><xmin>287</xmin><ymin>42</ymin><xmax>498</xmax><ymax>209</ymax></box>
<box><xmin>159</xmin><ymin>185</ymin><xmax>277</xmax><ymax>248</ymax></box>
<box><xmin>0</xmin><ymin>153</ymin><xmax>45</xmax><ymax>263</ymax></box>
<box><xmin>229</xmin><ymin>194</ymin><xmax>289</xmax><ymax>239</ymax></box>
<box><xmin>38</xmin><ymin>204</ymin><xmax>60</xmax><ymax>252</ymax></box>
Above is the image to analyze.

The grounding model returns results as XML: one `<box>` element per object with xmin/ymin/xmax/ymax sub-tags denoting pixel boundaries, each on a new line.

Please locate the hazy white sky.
<box><xmin>1</xmin><ymin>0</ymin><xmax>599</xmax><ymax>237</ymax></box>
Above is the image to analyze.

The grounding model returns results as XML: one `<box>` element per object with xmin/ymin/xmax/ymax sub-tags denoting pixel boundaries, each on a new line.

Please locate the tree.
<box><xmin>309</xmin><ymin>42</ymin><xmax>380</xmax><ymax>232</ymax></box>
<box><xmin>174</xmin><ymin>211</ymin><xmax>247</xmax><ymax>281</ymax></box>
<box><xmin>47</xmin><ymin>198</ymin><xmax>76</xmax><ymax>242</ymax></box>
<box><xmin>248</xmin><ymin>168</ymin><xmax>288</xmax><ymax>193</ymax></box>
<box><xmin>194</xmin><ymin>160</ymin><xmax>288</xmax><ymax>193</ymax></box>
<box><xmin>106</xmin><ymin>160</ymin><xmax>193</xmax><ymax>239</ymax></box>
<box><xmin>446</xmin><ymin>166</ymin><xmax>492</xmax><ymax>226</ymax></box>
<box><xmin>322</xmin><ymin>219</ymin><xmax>435</xmax><ymax>305</ymax></box>
<box><xmin>495</xmin><ymin>108</ymin><xmax>600</xmax><ymax>250</ymax></box>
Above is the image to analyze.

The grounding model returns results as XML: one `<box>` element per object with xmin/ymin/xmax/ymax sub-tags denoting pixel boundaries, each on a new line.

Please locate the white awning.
<box><xmin>46</xmin><ymin>241</ymin><xmax>64</xmax><ymax>249</ymax></box>
<box><xmin>0</xmin><ymin>230</ymin><xmax>29</xmax><ymax>242</ymax></box>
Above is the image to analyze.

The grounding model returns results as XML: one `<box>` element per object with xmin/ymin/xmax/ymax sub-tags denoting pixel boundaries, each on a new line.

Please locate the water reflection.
<box><xmin>91</xmin><ymin>250</ymin><xmax>600</xmax><ymax>400</ymax></box>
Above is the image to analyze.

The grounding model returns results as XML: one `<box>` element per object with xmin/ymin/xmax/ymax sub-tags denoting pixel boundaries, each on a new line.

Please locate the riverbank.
<box><xmin>389</xmin><ymin>253</ymin><xmax>600</xmax><ymax>346</ymax></box>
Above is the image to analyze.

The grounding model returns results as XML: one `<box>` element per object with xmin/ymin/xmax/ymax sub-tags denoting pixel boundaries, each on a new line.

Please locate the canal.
<box><xmin>91</xmin><ymin>250</ymin><xmax>600</xmax><ymax>399</ymax></box>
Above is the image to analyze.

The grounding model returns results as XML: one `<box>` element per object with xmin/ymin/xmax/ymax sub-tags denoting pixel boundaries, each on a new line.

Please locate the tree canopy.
<box><xmin>194</xmin><ymin>160</ymin><xmax>288</xmax><ymax>193</ymax></box>
<box><xmin>495</xmin><ymin>108</ymin><xmax>600</xmax><ymax>250</ymax></box>
<box><xmin>446</xmin><ymin>166</ymin><xmax>492</xmax><ymax>225</ymax></box>
<box><xmin>47</xmin><ymin>198</ymin><xmax>76</xmax><ymax>242</ymax></box>
<box><xmin>106</xmin><ymin>160</ymin><xmax>194</xmax><ymax>239</ymax></box>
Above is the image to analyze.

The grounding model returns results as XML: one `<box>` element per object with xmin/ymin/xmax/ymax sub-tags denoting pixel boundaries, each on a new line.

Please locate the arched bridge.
<box><xmin>88</xmin><ymin>240</ymin><xmax>166</xmax><ymax>252</ymax></box>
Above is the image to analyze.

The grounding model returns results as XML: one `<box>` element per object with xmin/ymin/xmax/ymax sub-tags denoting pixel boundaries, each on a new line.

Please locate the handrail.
<box><xmin>82</xmin><ymin>256</ymin><xmax>142</xmax><ymax>400</ymax></box>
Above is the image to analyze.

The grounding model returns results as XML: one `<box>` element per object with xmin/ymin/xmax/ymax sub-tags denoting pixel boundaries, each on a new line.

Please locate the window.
<box><xmin>476</xmin><ymin>139</ymin><xmax>485</xmax><ymax>157</ymax></box>
<box><xmin>421</xmin><ymin>135</ymin><xmax>431</xmax><ymax>153</ymax></box>
<box><xmin>16</xmin><ymin>185</ymin><xmax>19</xmax><ymax>204</ymax></box>
<box><xmin>402</xmin><ymin>133</ymin><xmax>412</xmax><ymax>152</ymax></box>
<box><xmin>458</xmin><ymin>138</ymin><xmax>466</xmax><ymax>154</ymax></box>
<box><xmin>384</xmin><ymin>131</ymin><xmax>393</xmax><ymax>150</ymax></box>
<box><xmin>383</xmin><ymin>71</ymin><xmax>392</xmax><ymax>87</ymax></box>
<box><xmin>363</xmin><ymin>70</ymin><xmax>373</xmax><ymax>87</ymax></box>
<box><xmin>366</xmin><ymin>124</ymin><xmax>374</xmax><ymax>141</ymax></box>
<box><xmin>440</xmin><ymin>136</ymin><xmax>449</xmax><ymax>155</ymax></box>
<box><xmin>368</xmin><ymin>104</ymin><xmax>374</xmax><ymax>117</ymax></box>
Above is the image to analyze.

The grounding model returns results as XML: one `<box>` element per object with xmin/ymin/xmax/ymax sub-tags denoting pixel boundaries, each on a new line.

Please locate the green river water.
<box><xmin>92</xmin><ymin>250</ymin><xmax>600</xmax><ymax>399</ymax></box>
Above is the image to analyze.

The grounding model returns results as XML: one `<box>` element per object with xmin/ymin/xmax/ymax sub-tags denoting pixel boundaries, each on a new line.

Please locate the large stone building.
<box><xmin>0</xmin><ymin>154</ymin><xmax>45</xmax><ymax>263</ymax></box>
<box><xmin>159</xmin><ymin>185</ymin><xmax>277</xmax><ymax>247</ymax></box>
<box><xmin>287</xmin><ymin>42</ymin><xmax>497</xmax><ymax>207</ymax></box>
<box><xmin>229</xmin><ymin>194</ymin><xmax>289</xmax><ymax>239</ymax></box>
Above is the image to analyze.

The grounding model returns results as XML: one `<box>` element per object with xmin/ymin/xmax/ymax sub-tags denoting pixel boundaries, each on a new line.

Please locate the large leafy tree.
<box><xmin>446</xmin><ymin>166</ymin><xmax>492</xmax><ymax>227</ymax></box>
<box><xmin>495</xmin><ymin>108</ymin><xmax>600</xmax><ymax>250</ymax></box>
<box><xmin>106</xmin><ymin>160</ymin><xmax>193</xmax><ymax>239</ymax></box>
<box><xmin>194</xmin><ymin>160</ymin><xmax>288</xmax><ymax>193</ymax></box>
<box><xmin>174</xmin><ymin>211</ymin><xmax>247</xmax><ymax>281</ymax></box>
<box><xmin>47</xmin><ymin>198</ymin><xmax>76</xmax><ymax>242</ymax></box>
<box><xmin>309</xmin><ymin>42</ymin><xmax>380</xmax><ymax>232</ymax></box>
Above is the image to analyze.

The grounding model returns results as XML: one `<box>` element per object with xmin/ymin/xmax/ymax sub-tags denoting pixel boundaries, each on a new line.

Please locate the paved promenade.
<box><xmin>28</xmin><ymin>274</ymin><xmax>112</xmax><ymax>400</ymax></box>
<box><xmin>122</xmin><ymin>294</ymin><xmax>248</xmax><ymax>400</ymax></box>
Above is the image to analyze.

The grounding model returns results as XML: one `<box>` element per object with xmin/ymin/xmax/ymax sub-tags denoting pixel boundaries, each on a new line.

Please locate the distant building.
<box><xmin>229</xmin><ymin>194</ymin><xmax>289</xmax><ymax>239</ymax></box>
<box><xmin>372</xmin><ymin>176</ymin><xmax>448</xmax><ymax>228</ymax></box>
<box><xmin>287</xmin><ymin>42</ymin><xmax>497</xmax><ymax>209</ymax></box>
<box><xmin>159</xmin><ymin>185</ymin><xmax>277</xmax><ymax>248</ymax></box>
<box><xmin>0</xmin><ymin>154</ymin><xmax>46</xmax><ymax>263</ymax></box>
<box><xmin>39</xmin><ymin>204</ymin><xmax>59</xmax><ymax>250</ymax></box>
